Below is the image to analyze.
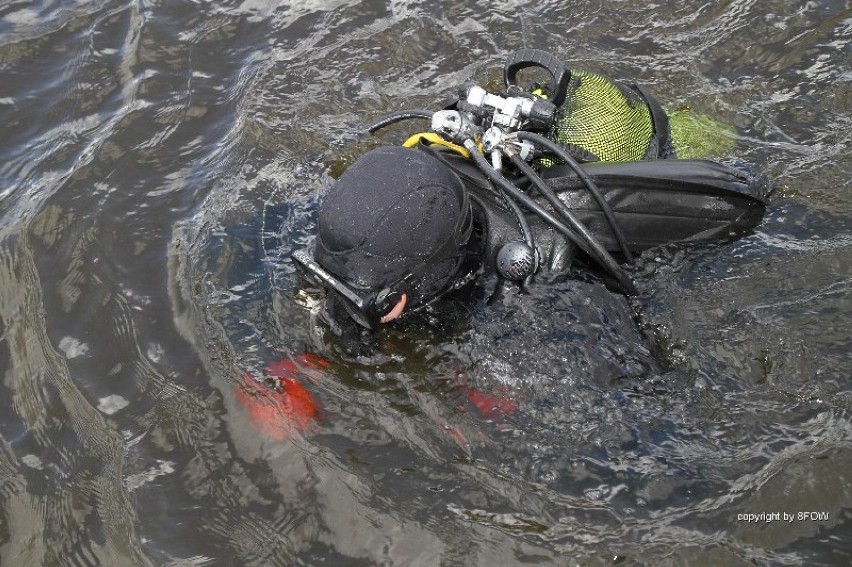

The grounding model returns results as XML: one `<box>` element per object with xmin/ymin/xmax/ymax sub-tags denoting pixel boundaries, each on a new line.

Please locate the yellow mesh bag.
<box><xmin>668</xmin><ymin>109</ymin><xmax>736</xmax><ymax>159</ymax></box>
<box><xmin>547</xmin><ymin>70</ymin><xmax>654</xmax><ymax>163</ymax></box>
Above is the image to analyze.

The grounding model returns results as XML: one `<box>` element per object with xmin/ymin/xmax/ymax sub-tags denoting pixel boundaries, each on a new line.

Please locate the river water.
<box><xmin>1</xmin><ymin>1</ymin><xmax>850</xmax><ymax>565</ymax></box>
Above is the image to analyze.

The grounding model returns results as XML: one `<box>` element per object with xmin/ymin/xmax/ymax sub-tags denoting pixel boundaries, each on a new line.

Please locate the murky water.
<box><xmin>1</xmin><ymin>0</ymin><xmax>850</xmax><ymax>565</ymax></box>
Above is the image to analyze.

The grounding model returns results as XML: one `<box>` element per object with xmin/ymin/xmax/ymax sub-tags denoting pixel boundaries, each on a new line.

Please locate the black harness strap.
<box><xmin>631</xmin><ymin>83</ymin><xmax>676</xmax><ymax>160</ymax></box>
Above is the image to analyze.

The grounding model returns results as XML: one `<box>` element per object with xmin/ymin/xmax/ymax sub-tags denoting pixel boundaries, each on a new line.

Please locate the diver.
<box><xmin>292</xmin><ymin>49</ymin><xmax>769</xmax><ymax>332</ymax></box>
<box><xmin>235</xmin><ymin>49</ymin><xmax>769</xmax><ymax>439</ymax></box>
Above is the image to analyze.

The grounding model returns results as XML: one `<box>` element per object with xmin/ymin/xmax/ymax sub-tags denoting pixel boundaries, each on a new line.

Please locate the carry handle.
<box><xmin>503</xmin><ymin>49</ymin><xmax>571</xmax><ymax>107</ymax></box>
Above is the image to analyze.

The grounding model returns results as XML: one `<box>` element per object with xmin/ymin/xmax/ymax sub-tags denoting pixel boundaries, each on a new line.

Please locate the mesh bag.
<box><xmin>668</xmin><ymin>109</ymin><xmax>736</xmax><ymax>159</ymax></box>
<box><xmin>546</xmin><ymin>70</ymin><xmax>655</xmax><ymax>163</ymax></box>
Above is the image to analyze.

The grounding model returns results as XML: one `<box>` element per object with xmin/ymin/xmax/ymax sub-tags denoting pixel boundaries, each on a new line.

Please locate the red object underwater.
<box><xmin>459</xmin><ymin>384</ymin><xmax>519</xmax><ymax>420</ymax></box>
<box><xmin>235</xmin><ymin>354</ymin><xmax>329</xmax><ymax>440</ymax></box>
<box><xmin>235</xmin><ymin>355</ymin><xmax>518</xmax><ymax>440</ymax></box>
<box><xmin>452</xmin><ymin>369</ymin><xmax>520</xmax><ymax>420</ymax></box>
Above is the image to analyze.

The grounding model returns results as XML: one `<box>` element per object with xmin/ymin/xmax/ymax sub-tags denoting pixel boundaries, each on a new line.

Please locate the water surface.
<box><xmin>1</xmin><ymin>0</ymin><xmax>850</xmax><ymax>565</ymax></box>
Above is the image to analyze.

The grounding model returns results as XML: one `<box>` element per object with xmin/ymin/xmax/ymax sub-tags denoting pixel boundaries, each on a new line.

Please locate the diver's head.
<box><xmin>298</xmin><ymin>146</ymin><xmax>480</xmax><ymax>330</ymax></box>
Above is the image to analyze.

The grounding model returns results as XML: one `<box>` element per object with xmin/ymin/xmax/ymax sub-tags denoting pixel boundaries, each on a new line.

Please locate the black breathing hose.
<box><xmin>367</xmin><ymin>110</ymin><xmax>434</xmax><ymax>134</ymax></box>
<box><xmin>463</xmin><ymin>139</ymin><xmax>637</xmax><ymax>295</ymax></box>
<box><xmin>498</xmin><ymin>182</ymin><xmax>536</xmax><ymax>254</ymax></box>
<box><xmin>509</xmin><ymin>153</ymin><xmax>634</xmax><ymax>293</ymax></box>
<box><xmin>514</xmin><ymin>131</ymin><xmax>633</xmax><ymax>262</ymax></box>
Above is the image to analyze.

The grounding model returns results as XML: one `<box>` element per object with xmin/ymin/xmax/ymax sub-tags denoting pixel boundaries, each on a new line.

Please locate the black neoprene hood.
<box><xmin>314</xmin><ymin>146</ymin><xmax>473</xmax><ymax>293</ymax></box>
